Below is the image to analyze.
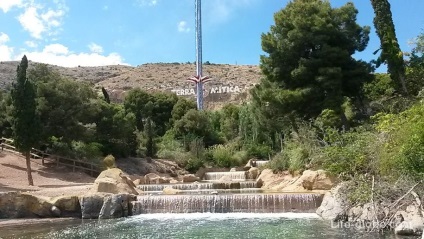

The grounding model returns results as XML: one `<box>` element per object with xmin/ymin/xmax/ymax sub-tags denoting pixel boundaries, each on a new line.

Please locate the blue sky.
<box><xmin>0</xmin><ymin>0</ymin><xmax>423</xmax><ymax>71</ymax></box>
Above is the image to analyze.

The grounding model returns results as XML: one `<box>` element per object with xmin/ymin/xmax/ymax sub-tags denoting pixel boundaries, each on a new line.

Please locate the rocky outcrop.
<box><xmin>79</xmin><ymin>194</ymin><xmax>105</xmax><ymax>219</ymax></box>
<box><xmin>256</xmin><ymin>169</ymin><xmax>336</xmax><ymax>192</ymax></box>
<box><xmin>182</xmin><ymin>174</ymin><xmax>200</xmax><ymax>183</ymax></box>
<box><xmin>394</xmin><ymin>205</ymin><xmax>424</xmax><ymax>236</ymax></box>
<box><xmin>91</xmin><ymin>168</ymin><xmax>139</xmax><ymax>195</ymax></box>
<box><xmin>316</xmin><ymin>183</ymin><xmax>349</xmax><ymax>221</ymax></box>
<box><xmin>300</xmin><ymin>170</ymin><xmax>337</xmax><ymax>190</ymax></box>
<box><xmin>99</xmin><ymin>194</ymin><xmax>134</xmax><ymax>219</ymax></box>
<box><xmin>50</xmin><ymin>195</ymin><xmax>81</xmax><ymax>217</ymax></box>
<box><xmin>246</xmin><ymin>167</ymin><xmax>260</xmax><ymax>180</ymax></box>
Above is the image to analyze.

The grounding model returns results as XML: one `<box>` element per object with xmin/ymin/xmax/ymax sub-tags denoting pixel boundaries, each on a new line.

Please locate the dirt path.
<box><xmin>0</xmin><ymin>151</ymin><xmax>95</xmax><ymax>197</ymax></box>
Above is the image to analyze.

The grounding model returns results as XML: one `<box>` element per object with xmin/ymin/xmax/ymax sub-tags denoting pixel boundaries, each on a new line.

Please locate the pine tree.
<box><xmin>11</xmin><ymin>55</ymin><xmax>40</xmax><ymax>186</ymax></box>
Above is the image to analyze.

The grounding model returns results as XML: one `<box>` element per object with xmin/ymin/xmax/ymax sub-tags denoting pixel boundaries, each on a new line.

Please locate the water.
<box><xmin>131</xmin><ymin>193</ymin><xmax>323</xmax><ymax>214</ymax></box>
<box><xmin>138</xmin><ymin>181</ymin><xmax>260</xmax><ymax>192</ymax></box>
<box><xmin>203</xmin><ymin>171</ymin><xmax>246</xmax><ymax>181</ymax></box>
<box><xmin>0</xmin><ymin>213</ymin><xmax>399</xmax><ymax>239</ymax></box>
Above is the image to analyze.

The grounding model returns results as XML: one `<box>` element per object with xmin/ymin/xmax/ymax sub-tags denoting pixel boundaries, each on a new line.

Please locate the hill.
<box><xmin>0</xmin><ymin>61</ymin><xmax>262</xmax><ymax>109</ymax></box>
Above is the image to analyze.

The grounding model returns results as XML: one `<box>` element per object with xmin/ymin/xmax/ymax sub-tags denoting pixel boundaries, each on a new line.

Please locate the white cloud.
<box><xmin>0</xmin><ymin>32</ymin><xmax>14</xmax><ymax>61</ymax></box>
<box><xmin>137</xmin><ymin>0</ymin><xmax>158</xmax><ymax>7</ymax></box>
<box><xmin>177</xmin><ymin>21</ymin><xmax>190</xmax><ymax>33</ymax></box>
<box><xmin>0</xmin><ymin>33</ymin><xmax>10</xmax><ymax>44</ymax></box>
<box><xmin>18</xmin><ymin>6</ymin><xmax>45</xmax><ymax>39</ymax></box>
<box><xmin>17</xmin><ymin>1</ymin><xmax>67</xmax><ymax>39</ymax></box>
<box><xmin>25</xmin><ymin>40</ymin><xmax>37</xmax><ymax>48</ymax></box>
<box><xmin>20</xmin><ymin>43</ymin><xmax>127</xmax><ymax>67</ymax></box>
<box><xmin>0</xmin><ymin>0</ymin><xmax>22</xmax><ymax>13</ymax></box>
<box><xmin>88</xmin><ymin>43</ymin><xmax>104</xmax><ymax>54</ymax></box>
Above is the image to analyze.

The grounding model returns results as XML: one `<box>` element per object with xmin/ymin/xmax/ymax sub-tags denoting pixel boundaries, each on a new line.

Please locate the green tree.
<box><xmin>11</xmin><ymin>55</ymin><xmax>40</xmax><ymax>186</ymax></box>
<box><xmin>170</xmin><ymin>97</ymin><xmax>197</xmax><ymax>125</ymax></box>
<box><xmin>255</xmin><ymin>0</ymin><xmax>371</xmax><ymax>130</ymax></box>
<box><xmin>370</xmin><ymin>0</ymin><xmax>407</xmax><ymax>94</ymax></box>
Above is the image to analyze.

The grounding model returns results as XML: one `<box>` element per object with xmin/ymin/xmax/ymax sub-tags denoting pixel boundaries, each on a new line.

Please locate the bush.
<box><xmin>208</xmin><ymin>144</ymin><xmax>240</xmax><ymax>168</ymax></box>
<box><xmin>267</xmin><ymin>152</ymin><xmax>289</xmax><ymax>172</ymax></box>
<box><xmin>184</xmin><ymin>157</ymin><xmax>204</xmax><ymax>173</ymax></box>
<box><xmin>245</xmin><ymin>144</ymin><xmax>272</xmax><ymax>159</ymax></box>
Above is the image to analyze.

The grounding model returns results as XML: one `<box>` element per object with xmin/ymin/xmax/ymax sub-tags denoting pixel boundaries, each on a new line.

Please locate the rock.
<box><xmin>182</xmin><ymin>174</ymin><xmax>200</xmax><ymax>183</ymax></box>
<box><xmin>395</xmin><ymin>221</ymin><xmax>423</xmax><ymax>236</ymax></box>
<box><xmin>79</xmin><ymin>194</ymin><xmax>105</xmax><ymax>219</ymax></box>
<box><xmin>51</xmin><ymin>195</ymin><xmax>81</xmax><ymax>217</ymax></box>
<box><xmin>170</xmin><ymin>179</ymin><xmax>179</xmax><ymax>184</ymax></box>
<box><xmin>163</xmin><ymin>187</ymin><xmax>181</xmax><ymax>195</ymax></box>
<box><xmin>144</xmin><ymin>173</ymin><xmax>171</xmax><ymax>184</ymax></box>
<box><xmin>300</xmin><ymin>170</ymin><xmax>336</xmax><ymax>190</ymax></box>
<box><xmin>133</xmin><ymin>177</ymin><xmax>146</xmax><ymax>185</ymax></box>
<box><xmin>394</xmin><ymin>205</ymin><xmax>424</xmax><ymax>236</ymax></box>
<box><xmin>246</xmin><ymin>167</ymin><xmax>260</xmax><ymax>180</ymax></box>
<box><xmin>99</xmin><ymin>194</ymin><xmax>134</xmax><ymax>219</ymax></box>
<box><xmin>92</xmin><ymin>168</ymin><xmax>139</xmax><ymax>195</ymax></box>
<box><xmin>316</xmin><ymin>183</ymin><xmax>349</xmax><ymax>222</ymax></box>
<box><xmin>50</xmin><ymin>206</ymin><xmax>61</xmax><ymax>217</ymax></box>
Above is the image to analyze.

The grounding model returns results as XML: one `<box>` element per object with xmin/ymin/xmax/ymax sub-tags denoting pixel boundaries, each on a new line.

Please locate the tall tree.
<box><xmin>370</xmin><ymin>0</ymin><xmax>407</xmax><ymax>94</ymax></box>
<box><xmin>255</xmin><ymin>0</ymin><xmax>371</xmax><ymax>130</ymax></box>
<box><xmin>11</xmin><ymin>55</ymin><xmax>40</xmax><ymax>186</ymax></box>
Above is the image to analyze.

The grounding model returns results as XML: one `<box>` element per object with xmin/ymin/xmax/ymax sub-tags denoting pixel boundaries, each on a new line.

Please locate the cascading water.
<box><xmin>255</xmin><ymin>160</ymin><xmax>269</xmax><ymax>167</ymax></box>
<box><xmin>138</xmin><ymin>181</ymin><xmax>261</xmax><ymax>192</ymax></box>
<box><xmin>131</xmin><ymin>193</ymin><xmax>323</xmax><ymax>214</ymax></box>
<box><xmin>203</xmin><ymin>171</ymin><xmax>246</xmax><ymax>181</ymax></box>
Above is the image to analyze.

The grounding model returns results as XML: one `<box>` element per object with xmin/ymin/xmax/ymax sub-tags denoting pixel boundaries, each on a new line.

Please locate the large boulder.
<box><xmin>79</xmin><ymin>194</ymin><xmax>105</xmax><ymax>219</ymax></box>
<box><xmin>300</xmin><ymin>170</ymin><xmax>336</xmax><ymax>190</ymax></box>
<box><xmin>50</xmin><ymin>195</ymin><xmax>81</xmax><ymax>217</ymax></box>
<box><xmin>316</xmin><ymin>183</ymin><xmax>349</xmax><ymax>222</ymax></box>
<box><xmin>394</xmin><ymin>205</ymin><xmax>424</xmax><ymax>236</ymax></box>
<box><xmin>91</xmin><ymin>168</ymin><xmax>139</xmax><ymax>195</ymax></box>
<box><xmin>99</xmin><ymin>194</ymin><xmax>135</xmax><ymax>219</ymax></box>
<box><xmin>182</xmin><ymin>174</ymin><xmax>200</xmax><ymax>183</ymax></box>
<box><xmin>0</xmin><ymin>192</ymin><xmax>56</xmax><ymax>218</ymax></box>
<box><xmin>246</xmin><ymin>167</ymin><xmax>260</xmax><ymax>180</ymax></box>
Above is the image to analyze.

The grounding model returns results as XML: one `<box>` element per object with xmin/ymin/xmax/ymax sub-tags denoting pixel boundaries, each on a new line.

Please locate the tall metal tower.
<box><xmin>187</xmin><ymin>0</ymin><xmax>210</xmax><ymax>110</ymax></box>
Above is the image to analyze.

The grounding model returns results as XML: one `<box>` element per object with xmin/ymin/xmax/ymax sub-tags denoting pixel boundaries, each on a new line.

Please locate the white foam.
<box><xmin>128</xmin><ymin>213</ymin><xmax>321</xmax><ymax>221</ymax></box>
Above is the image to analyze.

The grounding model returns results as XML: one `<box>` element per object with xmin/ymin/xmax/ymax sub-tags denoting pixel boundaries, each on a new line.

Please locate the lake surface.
<box><xmin>0</xmin><ymin>213</ymin><xmax>401</xmax><ymax>239</ymax></box>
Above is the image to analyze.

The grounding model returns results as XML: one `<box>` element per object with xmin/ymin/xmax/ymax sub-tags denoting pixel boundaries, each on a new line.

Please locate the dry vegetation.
<box><xmin>0</xmin><ymin>61</ymin><xmax>262</xmax><ymax>109</ymax></box>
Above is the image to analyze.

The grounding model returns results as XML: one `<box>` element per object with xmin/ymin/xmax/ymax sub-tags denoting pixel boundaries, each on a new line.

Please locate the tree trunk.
<box><xmin>25</xmin><ymin>151</ymin><xmax>34</xmax><ymax>186</ymax></box>
<box><xmin>399</xmin><ymin>73</ymin><xmax>408</xmax><ymax>95</ymax></box>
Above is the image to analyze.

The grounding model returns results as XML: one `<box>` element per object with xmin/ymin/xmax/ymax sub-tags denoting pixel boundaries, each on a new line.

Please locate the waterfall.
<box><xmin>204</xmin><ymin>171</ymin><xmax>246</xmax><ymax>181</ymax></box>
<box><xmin>131</xmin><ymin>193</ymin><xmax>323</xmax><ymax>214</ymax></box>
<box><xmin>255</xmin><ymin>161</ymin><xmax>269</xmax><ymax>167</ymax></box>
<box><xmin>138</xmin><ymin>181</ymin><xmax>261</xmax><ymax>192</ymax></box>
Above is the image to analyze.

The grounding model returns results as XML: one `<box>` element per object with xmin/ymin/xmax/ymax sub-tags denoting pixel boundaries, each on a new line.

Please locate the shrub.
<box><xmin>267</xmin><ymin>152</ymin><xmax>289</xmax><ymax>172</ymax></box>
<box><xmin>184</xmin><ymin>157</ymin><xmax>204</xmax><ymax>173</ymax></box>
<box><xmin>245</xmin><ymin>144</ymin><xmax>272</xmax><ymax>160</ymax></box>
<box><xmin>208</xmin><ymin>144</ymin><xmax>240</xmax><ymax>168</ymax></box>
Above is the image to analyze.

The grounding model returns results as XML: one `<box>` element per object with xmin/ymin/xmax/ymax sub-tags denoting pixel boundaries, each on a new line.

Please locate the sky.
<box><xmin>0</xmin><ymin>0</ymin><xmax>423</xmax><ymax>72</ymax></box>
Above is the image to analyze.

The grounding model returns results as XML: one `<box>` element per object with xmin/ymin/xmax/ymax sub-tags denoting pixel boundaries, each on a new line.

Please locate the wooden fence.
<box><xmin>0</xmin><ymin>137</ymin><xmax>101</xmax><ymax>176</ymax></box>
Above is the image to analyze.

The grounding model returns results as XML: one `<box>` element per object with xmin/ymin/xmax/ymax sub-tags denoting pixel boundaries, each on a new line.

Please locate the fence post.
<box><xmin>73</xmin><ymin>160</ymin><xmax>75</xmax><ymax>172</ymax></box>
<box><xmin>90</xmin><ymin>164</ymin><xmax>94</xmax><ymax>177</ymax></box>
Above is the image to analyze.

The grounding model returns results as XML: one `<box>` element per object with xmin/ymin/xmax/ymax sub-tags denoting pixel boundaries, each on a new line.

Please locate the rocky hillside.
<box><xmin>0</xmin><ymin>61</ymin><xmax>262</xmax><ymax>109</ymax></box>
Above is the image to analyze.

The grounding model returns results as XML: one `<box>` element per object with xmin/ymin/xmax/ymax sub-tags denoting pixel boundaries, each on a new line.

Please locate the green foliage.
<box><xmin>136</xmin><ymin>117</ymin><xmax>158</xmax><ymax>157</ymax></box>
<box><xmin>363</xmin><ymin>73</ymin><xmax>395</xmax><ymax>101</ymax></box>
<box><xmin>71</xmin><ymin>141</ymin><xmax>103</xmax><ymax>163</ymax></box>
<box><xmin>11</xmin><ymin>55</ymin><xmax>40</xmax><ymax>153</ymax></box>
<box><xmin>245</xmin><ymin>144</ymin><xmax>272</xmax><ymax>160</ymax></box>
<box><xmin>267</xmin><ymin>152</ymin><xmax>289</xmax><ymax>173</ymax></box>
<box><xmin>256</xmin><ymin>0</ymin><xmax>372</xmax><ymax>131</ymax></box>
<box><xmin>170</xmin><ymin>97</ymin><xmax>197</xmax><ymax>125</ymax></box>
<box><xmin>370</xmin><ymin>0</ymin><xmax>407</xmax><ymax>94</ymax></box>
<box><xmin>184</xmin><ymin>157</ymin><xmax>204</xmax><ymax>173</ymax></box>
<box><xmin>374</xmin><ymin>102</ymin><xmax>424</xmax><ymax>178</ymax></box>
<box><xmin>319</xmin><ymin>127</ymin><xmax>378</xmax><ymax>176</ymax></box>
<box><xmin>207</xmin><ymin>144</ymin><xmax>240</xmax><ymax>168</ymax></box>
